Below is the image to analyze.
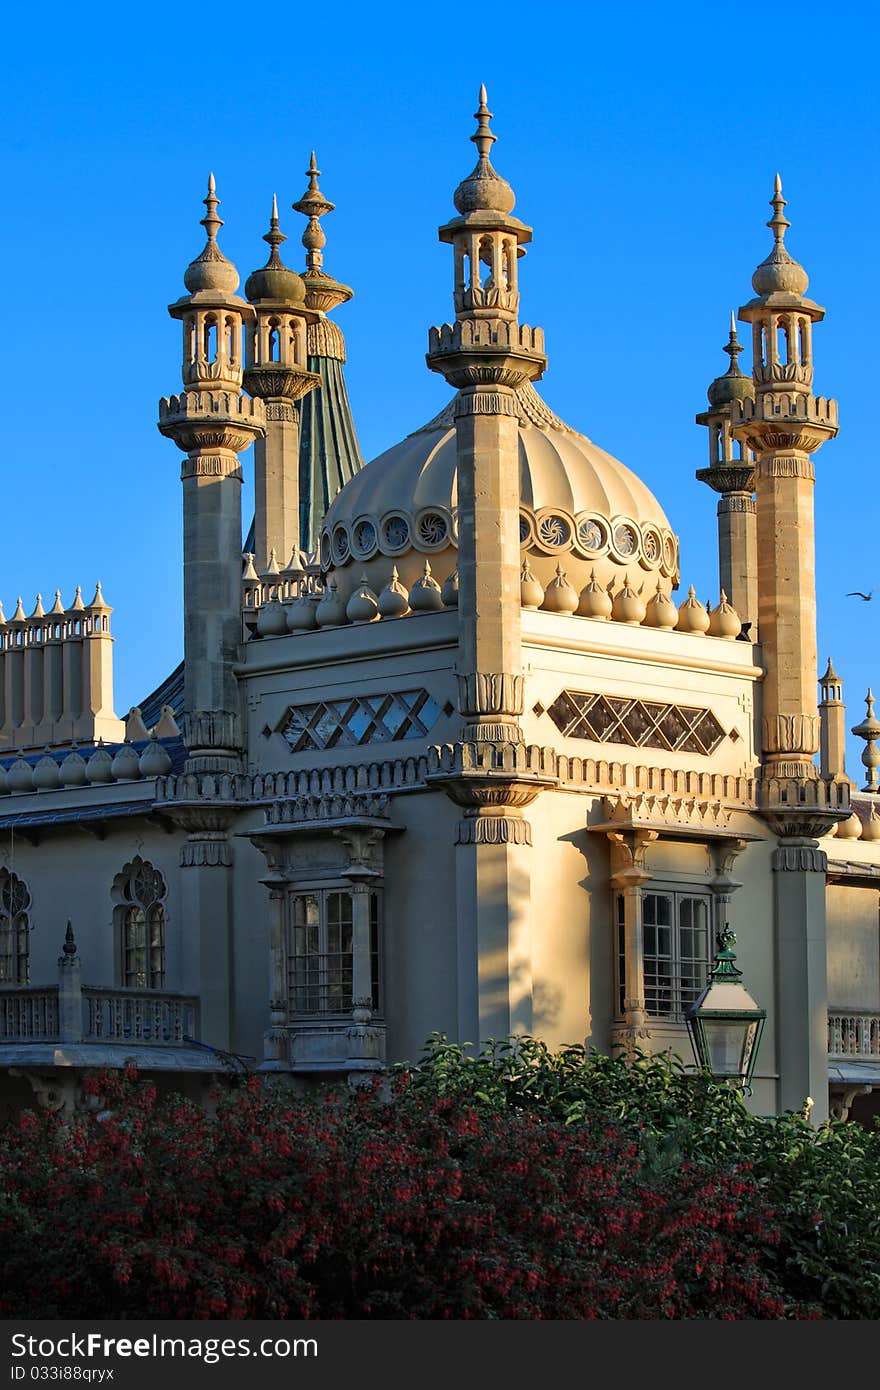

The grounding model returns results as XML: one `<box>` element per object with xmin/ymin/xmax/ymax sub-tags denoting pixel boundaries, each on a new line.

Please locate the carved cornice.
<box><xmin>695</xmin><ymin>465</ymin><xmax>756</xmax><ymax>496</ymax></box>
<box><xmin>243</xmin><ymin>364</ymin><xmax>320</xmax><ymax>402</ymax></box>
<box><xmin>590</xmin><ymin>793</ymin><xmax>750</xmax><ymax>843</ymax></box>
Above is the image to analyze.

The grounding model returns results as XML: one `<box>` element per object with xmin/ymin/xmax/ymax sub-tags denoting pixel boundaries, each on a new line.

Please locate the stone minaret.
<box><xmin>732</xmin><ymin>177</ymin><xmax>839</xmax><ymax>794</ymax></box>
<box><xmin>244</xmin><ymin>197</ymin><xmax>320</xmax><ymax>574</ymax></box>
<box><xmin>427</xmin><ymin>87</ymin><xmax>546</xmax><ymax>745</ymax></box>
<box><xmin>425</xmin><ymin>90</ymin><xmax>551</xmax><ymax>1049</ymax></box>
<box><xmin>158</xmin><ymin>177</ymin><xmax>265</xmax><ymax>771</ymax></box>
<box><xmin>731</xmin><ymin>177</ymin><xmax>848</xmax><ymax>1122</ymax></box>
<box><xmin>293</xmin><ymin>155</ymin><xmax>364</xmax><ymax>554</ymax></box>
<box><xmin>696</xmin><ymin>315</ymin><xmax>757</xmax><ymax>630</ymax></box>
<box><xmin>818</xmin><ymin>657</ymin><xmax>852</xmax><ymax>784</ymax></box>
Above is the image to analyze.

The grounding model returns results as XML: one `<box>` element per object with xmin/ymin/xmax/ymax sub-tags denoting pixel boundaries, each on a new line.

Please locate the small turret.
<box><xmin>159</xmin><ymin>176</ymin><xmax>266</xmax><ymax>772</ymax></box>
<box><xmin>696</xmin><ymin>315</ymin><xmax>757</xmax><ymax>627</ymax></box>
<box><xmin>243</xmin><ymin>197</ymin><xmax>321</xmax><ymax>573</ymax></box>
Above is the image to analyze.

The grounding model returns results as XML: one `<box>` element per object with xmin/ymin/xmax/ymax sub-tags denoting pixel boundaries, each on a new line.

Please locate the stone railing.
<box><xmin>0</xmin><ymin>987</ymin><xmax>60</xmax><ymax>1041</ymax></box>
<box><xmin>83</xmin><ymin>989</ymin><xmax>198</xmax><ymax>1046</ymax></box>
<box><xmin>828</xmin><ymin>1011</ymin><xmax>880</xmax><ymax>1059</ymax></box>
<box><xmin>0</xmin><ymin>983</ymin><xmax>198</xmax><ymax>1048</ymax></box>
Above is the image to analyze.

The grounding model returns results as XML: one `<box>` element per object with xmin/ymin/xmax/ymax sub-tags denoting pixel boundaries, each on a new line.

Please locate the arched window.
<box><xmin>112</xmin><ymin>857</ymin><xmax>167</xmax><ymax>990</ymax></box>
<box><xmin>0</xmin><ymin>869</ymin><xmax>30</xmax><ymax>984</ymax></box>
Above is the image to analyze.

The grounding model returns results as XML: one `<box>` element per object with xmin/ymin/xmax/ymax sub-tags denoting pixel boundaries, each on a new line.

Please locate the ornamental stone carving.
<box><xmin>757</xmin><ymin>455</ymin><xmax>816</xmax><ymax>480</ymax></box>
<box><xmin>771</xmin><ymin>843</ymin><xmax>828</xmax><ymax>873</ymax></box>
<box><xmin>452</xmin><ymin>389</ymin><xmax>521</xmax><ymax>417</ymax></box>
<box><xmin>763</xmin><ymin>713</ymin><xmax>820</xmax><ymax>756</ymax></box>
<box><xmin>456</xmin><ymin>814</ymin><xmax>532</xmax><ymax>846</ymax></box>
<box><xmin>180</xmin><ymin>453</ymin><xmax>244</xmax><ymax>481</ymax></box>
<box><xmin>180</xmin><ymin>834</ymin><xmax>233</xmax><ymax>869</ymax></box>
<box><xmin>457</xmin><ymin>671</ymin><xmax>524</xmax><ymax>718</ymax></box>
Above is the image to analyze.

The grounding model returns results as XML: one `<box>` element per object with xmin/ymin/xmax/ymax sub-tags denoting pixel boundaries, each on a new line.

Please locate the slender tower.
<box><xmin>732</xmin><ymin>177</ymin><xmax>839</xmax><ymax>796</ymax></box>
<box><xmin>818</xmin><ymin>657</ymin><xmax>852</xmax><ymax>785</ymax></box>
<box><xmin>426</xmin><ymin>86</ymin><xmax>546</xmax><ymax>745</ymax></box>
<box><xmin>695</xmin><ymin>315</ymin><xmax>757</xmax><ymax>630</ymax></box>
<box><xmin>293</xmin><ymin>155</ymin><xmax>364</xmax><ymax>554</ymax></box>
<box><xmin>158</xmin><ymin>177</ymin><xmax>265</xmax><ymax>770</ymax></box>
<box><xmin>425</xmin><ymin>90</ymin><xmax>551</xmax><ymax>1049</ymax></box>
<box><xmin>731</xmin><ymin>177</ymin><xmax>848</xmax><ymax>1122</ymax></box>
<box><xmin>244</xmin><ymin>197</ymin><xmax>320</xmax><ymax>573</ymax></box>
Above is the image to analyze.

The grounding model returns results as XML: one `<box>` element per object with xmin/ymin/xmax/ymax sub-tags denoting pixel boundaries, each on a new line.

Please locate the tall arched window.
<box><xmin>0</xmin><ymin>869</ymin><xmax>30</xmax><ymax>984</ymax></box>
<box><xmin>112</xmin><ymin>857</ymin><xmax>167</xmax><ymax>990</ymax></box>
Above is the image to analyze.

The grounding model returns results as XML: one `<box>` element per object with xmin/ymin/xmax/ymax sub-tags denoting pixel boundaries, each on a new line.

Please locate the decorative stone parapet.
<box><xmin>758</xmin><ymin>772</ymin><xmax>850</xmax><ymax>838</ymax></box>
<box><xmin>426</xmin><ymin>319</ymin><xmax>546</xmax><ymax>389</ymax></box>
<box><xmin>731</xmin><ymin>392</ymin><xmax>837</xmax><ymax>455</ymax></box>
<box><xmin>157</xmin><ymin>390</ymin><xmax>265</xmax><ymax>454</ymax></box>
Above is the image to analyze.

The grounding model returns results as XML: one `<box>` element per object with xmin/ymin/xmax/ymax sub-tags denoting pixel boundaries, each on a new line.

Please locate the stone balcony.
<box><xmin>0</xmin><ymin>984</ymin><xmax>199</xmax><ymax>1049</ymax></box>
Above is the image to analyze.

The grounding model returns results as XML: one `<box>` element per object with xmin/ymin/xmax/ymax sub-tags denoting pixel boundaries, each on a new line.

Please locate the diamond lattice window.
<box><xmin>546</xmin><ymin>689</ymin><xmax>725</xmax><ymax>756</ymax></box>
<box><xmin>282</xmin><ymin>690</ymin><xmax>442</xmax><ymax>752</ymax></box>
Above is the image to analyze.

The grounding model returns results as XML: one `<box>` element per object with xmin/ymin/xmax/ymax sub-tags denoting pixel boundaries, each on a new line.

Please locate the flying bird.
<box><xmin>847</xmin><ymin>590</ymin><xmax>873</xmax><ymax>601</ymax></box>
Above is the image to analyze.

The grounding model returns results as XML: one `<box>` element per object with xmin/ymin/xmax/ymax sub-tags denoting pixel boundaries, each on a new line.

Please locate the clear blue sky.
<box><xmin>1</xmin><ymin>1</ymin><xmax>877</xmax><ymax>773</ymax></box>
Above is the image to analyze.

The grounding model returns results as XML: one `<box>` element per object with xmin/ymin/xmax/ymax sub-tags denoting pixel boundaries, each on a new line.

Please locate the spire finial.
<box><xmin>262</xmin><ymin>193</ymin><xmax>287</xmax><ymax>266</ymax></box>
<box><xmin>201</xmin><ymin>172</ymin><xmax>223</xmax><ymax>242</ymax></box>
<box><xmin>767</xmin><ymin>172</ymin><xmax>790</xmax><ymax>245</ymax></box>
<box><xmin>472</xmin><ymin>84</ymin><xmax>497</xmax><ymax>162</ymax></box>
<box><xmin>62</xmin><ymin>921</ymin><xmax>77</xmax><ymax>957</ymax></box>
<box><xmin>293</xmin><ymin>151</ymin><xmax>335</xmax><ymax>274</ymax></box>
<box><xmin>723</xmin><ymin>312</ymin><xmax>744</xmax><ymax>373</ymax></box>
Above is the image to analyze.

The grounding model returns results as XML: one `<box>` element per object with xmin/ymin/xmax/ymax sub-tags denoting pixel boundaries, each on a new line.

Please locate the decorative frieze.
<box><xmin>757</xmin><ymin>455</ymin><xmax>816</xmax><ymax>481</ymax></box>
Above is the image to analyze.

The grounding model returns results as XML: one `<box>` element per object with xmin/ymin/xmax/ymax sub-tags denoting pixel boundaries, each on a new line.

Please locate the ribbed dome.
<box><xmin>321</xmin><ymin>385</ymin><xmax>679</xmax><ymax>603</ymax></box>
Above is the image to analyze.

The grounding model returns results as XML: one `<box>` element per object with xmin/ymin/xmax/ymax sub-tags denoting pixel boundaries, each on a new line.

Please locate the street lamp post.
<box><xmin>686</xmin><ymin>925</ymin><xmax>766</xmax><ymax>1092</ymax></box>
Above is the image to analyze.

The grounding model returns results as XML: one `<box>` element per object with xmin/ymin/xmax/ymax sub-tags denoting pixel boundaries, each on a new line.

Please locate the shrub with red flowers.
<box><xmin>0</xmin><ymin>1039</ymin><xmax>876</xmax><ymax>1319</ymax></box>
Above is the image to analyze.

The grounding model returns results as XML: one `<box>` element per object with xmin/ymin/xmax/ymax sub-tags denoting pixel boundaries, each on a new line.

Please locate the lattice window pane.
<box><xmin>282</xmin><ymin>690</ymin><xmax>441</xmax><ymax>751</ymax></box>
<box><xmin>547</xmin><ymin>688</ymin><xmax>727</xmax><ymax>758</ymax></box>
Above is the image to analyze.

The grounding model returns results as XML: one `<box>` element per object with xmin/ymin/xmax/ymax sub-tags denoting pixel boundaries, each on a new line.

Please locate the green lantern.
<box><xmin>686</xmin><ymin>925</ymin><xmax>766</xmax><ymax>1091</ymax></box>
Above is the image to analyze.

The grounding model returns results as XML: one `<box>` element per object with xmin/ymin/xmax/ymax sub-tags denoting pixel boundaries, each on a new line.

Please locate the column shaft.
<box><xmin>717</xmin><ymin>492</ymin><xmax>757</xmax><ymax>628</ymax></box>
<box><xmin>756</xmin><ymin>453</ymin><xmax>819</xmax><ymax>770</ymax></box>
<box><xmin>253</xmin><ymin>402</ymin><xmax>301</xmax><ymax>572</ymax></box>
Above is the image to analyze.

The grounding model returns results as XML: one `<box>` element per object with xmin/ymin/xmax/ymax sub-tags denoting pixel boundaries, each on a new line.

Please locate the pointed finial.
<box><xmin>723</xmin><ymin>313</ymin><xmax>744</xmax><ymax>373</ymax></box>
<box><xmin>767</xmin><ymin>172</ymin><xmax>790</xmax><ymax>244</ymax></box>
<box><xmin>50</xmin><ymin>590</ymin><xmax>65</xmax><ymax>616</ymax></box>
<box><xmin>293</xmin><ymin>152</ymin><xmax>337</xmax><ymax>276</ymax></box>
<box><xmin>63</xmin><ymin>921</ymin><xmax>77</xmax><ymax>956</ymax></box>
<box><xmin>471</xmin><ymin>84</ymin><xmax>497</xmax><ymax>161</ymax></box>
<box><xmin>263</xmin><ymin>193</ymin><xmax>286</xmax><ymax>264</ymax></box>
<box><xmin>29</xmin><ymin>594</ymin><xmax>45</xmax><ymax>620</ymax></box>
<box><xmin>201</xmin><ymin>173</ymin><xmax>223</xmax><ymax>242</ymax></box>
